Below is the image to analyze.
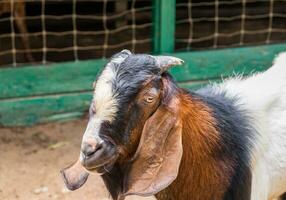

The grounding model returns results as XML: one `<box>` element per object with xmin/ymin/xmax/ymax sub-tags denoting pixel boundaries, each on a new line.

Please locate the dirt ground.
<box><xmin>0</xmin><ymin>119</ymin><xmax>156</xmax><ymax>200</ymax></box>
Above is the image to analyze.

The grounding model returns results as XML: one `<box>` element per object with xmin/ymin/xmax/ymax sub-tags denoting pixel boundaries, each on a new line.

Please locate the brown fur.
<box><xmin>156</xmin><ymin>82</ymin><xmax>235</xmax><ymax>200</ymax></box>
<box><xmin>117</xmin><ymin>79</ymin><xmax>162</xmax><ymax>163</ymax></box>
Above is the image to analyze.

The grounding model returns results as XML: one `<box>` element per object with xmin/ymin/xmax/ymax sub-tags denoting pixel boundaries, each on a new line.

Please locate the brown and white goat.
<box><xmin>61</xmin><ymin>50</ymin><xmax>286</xmax><ymax>200</ymax></box>
<box><xmin>0</xmin><ymin>0</ymin><xmax>34</xmax><ymax>62</ymax></box>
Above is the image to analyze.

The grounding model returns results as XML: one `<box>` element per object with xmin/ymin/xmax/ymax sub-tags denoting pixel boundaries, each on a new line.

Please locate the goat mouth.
<box><xmin>86</xmin><ymin>166</ymin><xmax>106</xmax><ymax>174</ymax></box>
<box><xmin>84</xmin><ymin>153</ymin><xmax>118</xmax><ymax>174</ymax></box>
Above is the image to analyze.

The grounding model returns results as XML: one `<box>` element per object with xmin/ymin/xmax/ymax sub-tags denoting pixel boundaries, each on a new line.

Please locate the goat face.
<box><xmin>81</xmin><ymin>51</ymin><xmax>163</xmax><ymax>171</ymax></box>
<box><xmin>61</xmin><ymin>50</ymin><xmax>184</xmax><ymax>198</ymax></box>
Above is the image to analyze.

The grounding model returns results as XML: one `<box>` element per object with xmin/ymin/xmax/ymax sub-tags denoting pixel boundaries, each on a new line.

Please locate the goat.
<box><xmin>0</xmin><ymin>0</ymin><xmax>34</xmax><ymax>62</ymax></box>
<box><xmin>61</xmin><ymin>50</ymin><xmax>286</xmax><ymax>200</ymax></box>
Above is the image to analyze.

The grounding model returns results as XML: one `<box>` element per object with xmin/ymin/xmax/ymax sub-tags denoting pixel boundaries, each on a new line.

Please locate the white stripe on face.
<box><xmin>81</xmin><ymin>55</ymin><xmax>128</xmax><ymax>149</ymax></box>
<box><xmin>80</xmin><ymin>116</ymin><xmax>103</xmax><ymax>162</ymax></box>
<box><xmin>92</xmin><ymin>54</ymin><xmax>129</xmax><ymax>123</ymax></box>
<box><xmin>80</xmin><ymin>64</ymin><xmax>118</xmax><ymax>160</ymax></box>
<box><xmin>93</xmin><ymin>64</ymin><xmax>118</xmax><ymax>123</ymax></box>
<box><xmin>81</xmin><ymin>116</ymin><xmax>103</xmax><ymax>144</ymax></box>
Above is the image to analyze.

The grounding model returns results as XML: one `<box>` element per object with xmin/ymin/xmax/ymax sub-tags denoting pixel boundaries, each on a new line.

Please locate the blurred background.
<box><xmin>1</xmin><ymin>0</ymin><xmax>286</xmax><ymax>199</ymax></box>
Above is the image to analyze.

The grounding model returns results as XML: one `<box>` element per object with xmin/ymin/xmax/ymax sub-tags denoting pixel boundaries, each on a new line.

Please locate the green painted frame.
<box><xmin>1</xmin><ymin>0</ymin><xmax>286</xmax><ymax>126</ymax></box>
<box><xmin>152</xmin><ymin>0</ymin><xmax>176</xmax><ymax>54</ymax></box>
<box><xmin>1</xmin><ymin>43</ymin><xmax>286</xmax><ymax>126</ymax></box>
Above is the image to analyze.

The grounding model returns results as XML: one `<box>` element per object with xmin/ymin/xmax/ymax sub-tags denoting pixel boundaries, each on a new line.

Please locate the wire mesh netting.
<box><xmin>0</xmin><ymin>0</ymin><xmax>152</xmax><ymax>67</ymax></box>
<box><xmin>176</xmin><ymin>0</ymin><xmax>286</xmax><ymax>51</ymax></box>
<box><xmin>1</xmin><ymin>0</ymin><xmax>286</xmax><ymax>67</ymax></box>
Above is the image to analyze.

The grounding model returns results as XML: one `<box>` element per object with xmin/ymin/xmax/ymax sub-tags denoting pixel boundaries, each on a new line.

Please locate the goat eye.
<box><xmin>145</xmin><ymin>96</ymin><xmax>154</xmax><ymax>103</ymax></box>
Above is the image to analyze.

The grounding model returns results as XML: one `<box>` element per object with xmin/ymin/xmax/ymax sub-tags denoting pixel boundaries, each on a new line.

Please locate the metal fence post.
<box><xmin>152</xmin><ymin>0</ymin><xmax>176</xmax><ymax>54</ymax></box>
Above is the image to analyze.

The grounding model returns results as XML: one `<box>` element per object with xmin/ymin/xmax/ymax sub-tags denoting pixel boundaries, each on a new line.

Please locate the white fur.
<box><xmin>82</xmin><ymin>56</ymin><xmax>128</xmax><ymax>149</ymax></box>
<box><xmin>92</xmin><ymin>55</ymin><xmax>128</xmax><ymax>123</ymax></box>
<box><xmin>80</xmin><ymin>116</ymin><xmax>104</xmax><ymax>162</ymax></box>
<box><xmin>93</xmin><ymin>64</ymin><xmax>118</xmax><ymax>123</ymax></box>
<box><xmin>216</xmin><ymin>52</ymin><xmax>286</xmax><ymax>200</ymax></box>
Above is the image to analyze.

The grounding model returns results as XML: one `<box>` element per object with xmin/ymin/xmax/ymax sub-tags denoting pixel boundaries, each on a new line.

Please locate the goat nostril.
<box><xmin>82</xmin><ymin>141</ymin><xmax>103</xmax><ymax>157</ymax></box>
<box><xmin>94</xmin><ymin>142</ymin><xmax>103</xmax><ymax>152</ymax></box>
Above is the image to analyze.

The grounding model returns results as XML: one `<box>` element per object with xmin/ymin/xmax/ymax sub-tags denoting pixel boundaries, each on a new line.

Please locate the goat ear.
<box><xmin>123</xmin><ymin>105</ymin><xmax>182</xmax><ymax>197</ymax></box>
<box><xmin>60</xmin><ymin>159</ymin><xmax>89</xmax><ymax>191</ymax></box>
<box><xmin>154</xmin><ymin>56</ymin><xmax>184</xmax><ymax>73</ymax></box>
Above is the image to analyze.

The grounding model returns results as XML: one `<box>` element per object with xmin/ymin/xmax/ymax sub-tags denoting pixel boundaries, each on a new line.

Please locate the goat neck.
<box><xmin>156</xmin><ymin>89</ymin><xmax>234</xmax><ymax>200</ymax></box>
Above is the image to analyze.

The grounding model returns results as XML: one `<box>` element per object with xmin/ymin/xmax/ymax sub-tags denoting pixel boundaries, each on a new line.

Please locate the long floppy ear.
<box><xmin>123</xmin><ymin>104</ymin><xmax>183</xmax><ymax>197</ymax></box>
<box><xmin>60</xmin><ymin>159</ymin><xmax>89</xmax><ymax>190</ymax></box>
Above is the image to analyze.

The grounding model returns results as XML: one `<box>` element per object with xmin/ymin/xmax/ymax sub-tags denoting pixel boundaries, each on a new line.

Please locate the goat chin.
<box><xmin>155</xmin><ymin>53</ymin><xmax>286</xmax><ymax>200</ymax></box>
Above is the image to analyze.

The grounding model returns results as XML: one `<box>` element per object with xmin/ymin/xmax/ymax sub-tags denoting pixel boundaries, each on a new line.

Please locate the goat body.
<box><xmin>155</xmin><ymin>53</ymin><xmax>286</xmax><ymax>200</ymax></box>
<box><xmin>61</xmin><ymin>51</ymin><xmax>286</xmax><ymax>200</ymax></box>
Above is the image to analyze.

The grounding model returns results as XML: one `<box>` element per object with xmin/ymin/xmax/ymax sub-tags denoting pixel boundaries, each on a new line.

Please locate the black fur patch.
<box><xmin>105</xmin><ymin>54</ymin><xmax>161</xmax><ymax>144</ymax></box>
<box><xmin>195</xmin><ymin>86</ymin><xmax>256</xmax><ymax>200</ymax></box>
<box><xmin>101</xmin><ymin>163</ymin><xmax>124</xmax><ymax>200</ymax></box>
<box><xmin>280</xmin><ymin>193</ymin><xmax>286</xmax><ymax>200</ymax></box>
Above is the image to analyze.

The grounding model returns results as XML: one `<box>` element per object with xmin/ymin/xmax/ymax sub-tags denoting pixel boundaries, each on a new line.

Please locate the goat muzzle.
<box><xmin>80</xmin><ymin>139</ymin><xmax>118</xmax><ymax>173</ymax></box>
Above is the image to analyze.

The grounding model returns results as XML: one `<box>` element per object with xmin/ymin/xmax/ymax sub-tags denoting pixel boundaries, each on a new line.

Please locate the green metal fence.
<box><xmin>1</xmin><ymin>0</ymin><xmax>286</xmax><ymax>126</ymax></box>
